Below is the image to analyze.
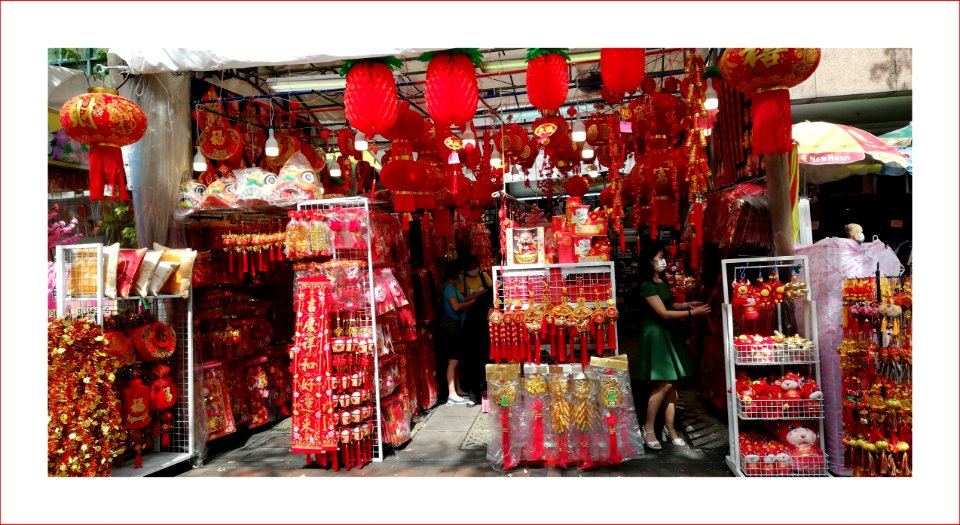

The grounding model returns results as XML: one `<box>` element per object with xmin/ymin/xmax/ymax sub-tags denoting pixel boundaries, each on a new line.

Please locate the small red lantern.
<box><xmin>379</xmin><ymin>140</ymin><xmax>427</xmax><ymax>212</ymax></box>
<box><xmin>59</xmin><ymin>87</ymin><xmax>147</xmax><ymax>201</ymax></box>
<box><xmin>525</xmin><ymin>49</ymin><xmax>570</xmax><ymax>113</ymax></box>
<box><xmin>343</xmin><ymin>57</ymin><xmax>401</xmax><ymax>138</ymax></box>
<box><xmin>600</xmin><ymin>48</ymin><xmax>646</xmax><ymax>95</ymax></box>
<box><xmin>586</xmin><ymin>114</ymin><xmax>614</xmax><ymax>147</ymax></box>
<box><xmin>420</xmin><ymin>49</ymin><xmax>481</xmax><ymax>130</ymax></box>
<box><xmin>719</xmin><ymin>48</ymin><xmax>821</xmax><ymax>155</ymax></box>
<box><xmin>629</xmin><ymin>148</ymin><xmax>689</xmax><ymax>236</ymax></box>
<box><xmin>564</xmin><ymin>175</ymin><xmax>591</xmax><ymax>198</ymax></box>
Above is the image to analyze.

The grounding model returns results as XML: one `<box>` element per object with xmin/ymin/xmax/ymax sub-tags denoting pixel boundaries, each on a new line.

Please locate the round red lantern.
<box><xmin>525</xmin><ymin>49</ymin><xmax>570</xmax><ymax>113</ymax></box>
<box><xmin>564</xmin><ymin>175</ymin><xmax>591</xmax><ymax>198</ymax></box>
<box><xmin>59</xmin><ymin>87</ymin><xmax>147</xmax><ymax>201</ymax></box>
<box><xmin>631</xmin><ymin>92</ymin><xmax>688</xmax><ymax>152</ymax></box>
<box><xmin>719</xmin><ymin>48</ymin><xmax>821</xmax><ymax>155</ymax></box>
<box><xmin>132</xmin><ymin>321</ymin><xmax>176</xmax><ymax>361</ymax></box>
<box><xmin>420</xmin><ymin>49</ymin><xmax>481</xmax><ymax>130</ymax></box>
<box><xmin>343</xmin><ymin>57</ymin><xmax>401</xmax><ymax>138</ymax></box>
<box><xmin>379</xmin><ymin>140</ymin><xmax>428</xmax><ymax>212</ymax></box>
<box><xmin>600</xmin><ymin>48</ymin><xmax>646</xmax><ymax>95</ymax></box>
<box><xmin>382</xmin><ymin>101</ymin><xmax>427</xmax><ymax>142</ymax></box>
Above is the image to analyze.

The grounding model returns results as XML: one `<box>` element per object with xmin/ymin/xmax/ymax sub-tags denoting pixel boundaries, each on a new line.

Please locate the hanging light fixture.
<box><xmin>581</xmin><ymin>142</ymin><xmax>594</xmax><ymax>160</ymax></box>
<box><xmin>704</xmin><ymin>78</ymin><xmax>719</xmax><ymax>110</ymax></box>
<box><xmin>489</xmin><ymin>148</ymin><xmax>502</xmax><ymax>168</ymax></box>
<box><xmin>264</xmin><ymin>128</ymin><xmax>279</xmax><ymax>157</ymax></box>
<box><xmin>192</xmin><ymin>146</ymin><xmax>206</xmax><ymax>172</ymax></box>
<box><xmin>462</xmin><ymin>123</ymin><xmax>476</xmax><ymax>150</ymax></box>
<box><xmin>354</xmin><ymin>131</ymin><xmax>369</xmax><ymax>151</ymax></box>
<box><xmin>703</xmin><ymin>127</ymin><xmax>713</xmax><ymax>137</ymax></box>
<box><xmin>329</xmin><ymin>156</ymin><xmax>342</xmax><ymax>178</ymax></box>
<box><xmin>571</xmin><ymin>119</ymin><xmax>586</xmax><ymax>142</ymax></box>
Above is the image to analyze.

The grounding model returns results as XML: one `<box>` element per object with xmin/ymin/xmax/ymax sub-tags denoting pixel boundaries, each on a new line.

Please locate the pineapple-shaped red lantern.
<box><xmin>342</xmin><ymin>56</ymin><xmax>402</xmax><ymax>141</ymax></box>
<box><xmin>525</xmin><ymin>49</ymin><xmax>570</xmax><ymax>114</ymax></box>
<box><xmin>719</xmin><ymin>48</ymin><xmax>821</xmax><ymax>155</ymax></box>
<box><xmin>59</xmin><ymin>87</ymin><xmax>147</xmax><ymax>201</ymax></box>
<box><xmin>420</xmin><ymin>49</ymin><xmax>482</xmax><ymax>131</ymax></box>
<box><xmin>601</xmin><ymin>48</ymin><xmax>646</xmax><ymax>96</ymax></box>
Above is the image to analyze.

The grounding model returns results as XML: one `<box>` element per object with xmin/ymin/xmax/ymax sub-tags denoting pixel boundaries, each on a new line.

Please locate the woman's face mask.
<box><xmin>654</xmin><ymin>258</ymin><xmax>667</xmax><ymax>272</ymax></box>
<box><xmin>856</xmin><ymin>233</ymin><xmax>865</xmax><ymax>243</ymax></box>
<box><xmin>467</xmin><ymin>268</ymin><xmax>479</xmax><ymax>277</ymax></box>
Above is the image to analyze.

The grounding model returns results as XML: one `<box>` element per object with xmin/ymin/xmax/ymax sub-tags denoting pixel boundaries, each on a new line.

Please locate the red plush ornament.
<box><xmin>121</xmin><ymin>379</ymin><xmax>152</xmax><ymax>430</ymax></box>
<box><xmin>59</xmin><ymin>87</ymin><xmax>147</xmax><ymax>201</ymax></box>
<box><xmin>719</xmin><ymin>48</ymin><xmax>821</xmax><ymax>155</ymax></box>
<box><xmin>132</xmin><ymin>322</ymin><xmax>176</xmax><ymax>361</ymax></box>
<box><xmin>600</xmin><ymin>48</ymin><xmax>646</xmax><ymax>95</ymax></box>
<box><xmin>343</xmin><ymin>58</ymin><xmax>400</xmax><ymax>138</ymax></box>
<box><xmin>563</xmin><ymin>175</ymin><xmax>590</xmax><ymax>199</ymax></box>
<box><xmin>422</xmin><ymin>50</ymin><xmax>480</xmax><ymax>130</ymax></box>
<box><xmin>525</xmin><ymin>49</ymin><xmax>570</xmax><ymax>113</ymax></box>
<box><xmin>149</xmin><ymin>365</ymin><xmax>178</xmax><ymax>410</ymax></box>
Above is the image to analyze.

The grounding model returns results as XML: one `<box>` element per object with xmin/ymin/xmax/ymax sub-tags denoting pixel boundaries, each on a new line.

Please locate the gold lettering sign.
<box><xmin>739</xmin><ymin>48</ymin><xmax>787</xmax><ymax>68</ymax></box>
<box><xmin>69</xmin><ymin>98</ymin><xmax>98</xmax><ymax>129</ymax></box>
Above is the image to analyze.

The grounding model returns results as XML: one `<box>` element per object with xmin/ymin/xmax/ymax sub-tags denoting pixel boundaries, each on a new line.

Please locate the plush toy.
<box><xmin>755</xmin><ymin>276</ymin><xmax>773</xmax><ymax>309</ymax></box>
<box><xmin>731</xmin><ymin>279</ymin><xmax>760</xmax><ymax>321</ymax></box>
<box><xmin>775</xmin><ymin>445</ymin><xmax>793</xmax><ymax>475</ymax></box>
<box><xmin>742</xmin><ymin>444</ymin><xmax>762</xmax><ymax>475</ymax></box>
<box><xmin>769</xmin><ymin>273</ymin><xmax>786</xmax><ymax>304</ymax></box>
<box><xmin>778</xmin><ymin>421</ymin><xmax>825</xmax><ymax>474</ymax></box>
<box><xmin>761</xmin><ymin>444</ymin><xmax>779</xmax><ymax>475</ymax></box>
<box><xmin>775</xmin><ymin>372</ymin><xmax>802</xmax><ymax>400</ymax></box>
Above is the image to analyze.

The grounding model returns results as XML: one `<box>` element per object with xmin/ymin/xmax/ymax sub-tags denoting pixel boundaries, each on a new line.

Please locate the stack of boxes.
<box><xmin>555</xmin><ymin>198</ymin><xmax>612</xmax><ymax>264</ymax></box>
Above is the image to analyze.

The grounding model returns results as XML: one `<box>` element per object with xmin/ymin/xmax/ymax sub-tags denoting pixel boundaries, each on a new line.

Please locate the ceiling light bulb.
<box><xmin>354</xmin><ymin>132</ymin><xmax>368</xmax><ymax>151</ymax></box>
<box><xmin>192</xmin><ymin>146</ymin><xmax>207</xmax><ymax>171</ymax></box>
<box><xmin>448</xmin><ymin>151</ymin><xmax>460</xmax><ymax>165</ymax></box>
<box><xmin>329</xmin><ymin>157</ymin><xmax>341</xmax><ymax>178</ymax></box>
<box><xmin>462</xmin><ymin>126</ymin><xmax>476</xmax><ymax>150</ymax></box>
<box><xmin>704</xmin><ymin>79</ymin><xmax>719</xmax><ymax>111</ymax></box>
<box><xmin>571</xmin><ymin>119</ymin><xmax>586</xmax><ymax>142</ymax></box>
<box><xmin>581</xmin><ymin>143</ymin><xmax>595</xmax><ymax>160</ymax></box>
<box><xmin>489</xmin><ymin>149</ymin><xmax>502</xmax><ymax>168</ymax></box>
<box><xmin>264</xmin><ymin>129</ymin><xmax>280</xmax><ymax>157</ymax></box>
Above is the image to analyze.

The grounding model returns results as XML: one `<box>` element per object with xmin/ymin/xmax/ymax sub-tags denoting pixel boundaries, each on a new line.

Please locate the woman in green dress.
<box><xmin>635</xmin><ymin>243</ymin><xmax>711</xmax><ymax>450</ymax></box>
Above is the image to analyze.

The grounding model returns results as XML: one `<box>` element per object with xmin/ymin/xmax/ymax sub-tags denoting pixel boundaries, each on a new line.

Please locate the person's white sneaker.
<box><xmin>446</xmin><ymin>394</ymin><xmax>469</xmax><ymax>405</ymax></box>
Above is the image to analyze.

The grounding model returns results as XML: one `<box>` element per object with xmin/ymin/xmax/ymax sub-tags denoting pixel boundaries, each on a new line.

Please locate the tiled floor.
<box><xmin>167</xmin><ymin>390</ymin><xmax>732</xmax><ymax>478</ymax></box>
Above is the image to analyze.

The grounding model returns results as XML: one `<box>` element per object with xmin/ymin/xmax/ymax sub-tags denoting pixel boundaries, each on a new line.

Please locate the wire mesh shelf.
<box><xmin>737</xmin><ymin>398</ymin><xmax>824</xmax><ymax>420</ymax></box>
<box><xmin>739</xmin><ymin>452</ymin><xmax>829</xmax><ymax>477</ymax></box>
<box><xmin>733</xmin><ymin>342</ymin><xmax>819</xmax><ymax>365</ymax></box>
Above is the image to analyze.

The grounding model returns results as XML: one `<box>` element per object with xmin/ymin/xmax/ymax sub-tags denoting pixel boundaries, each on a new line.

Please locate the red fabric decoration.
<box><xmin>719</xmin><ymin>48</ymin><xmax>821</xmax><ymax>155</ymax></box>
<box><xmin>132</xmin><ymin>322</ymin><xmax>176</xmax><ymax>361</ymax></box>
<box><xmin>379</xmin><ymin>140</ymin><xmax>428</xmax><ymax>212</ymax></box>
<box><xmin>564</xmin><ymin>175</ymin><xmax>590</xmax><ymax>198</ymax></box>
<box><xmin>149</xmin><ymin>365</ymin><xmax>178</xmax><ymax>411</ymax></box>
<box><xmin>344</xmin><ymin>61</ymin><xmax>399</xmax><ymax>137</ymax></box>
<box><xmin>424</xmin><ymin>52</ymin><xmax>479</xmax><ymax>130</ymax></box>
<box><xmin>600</xmin><ymin>48</ymin><xmax>646</xmax><ymax>95</ymax></box>
<box><xmin>59</xmin><ymin>87</ymin><xmax>147</xmax><ymax>201</ymax></box>
<box><xmin>121</xmin><ymin>379</ymin><xmax>152</xmax><ymax>430</ymax></box>
<box><xmin>337</xmin><ymin>128</ymin><xmax>361</xmax><ymax>160</ymax></box>
<box><xmin>526</xmin><ymin>52</ymin><xmax>569</xmax><ymax>112</ymax></box>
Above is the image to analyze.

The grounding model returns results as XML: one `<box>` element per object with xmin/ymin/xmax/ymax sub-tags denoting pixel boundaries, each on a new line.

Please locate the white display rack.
<box><xmin>296</xmin><ymin>196</ymin><xmax>384</xmax><ymax>463</ymax></box>
<box><xmin>54</xmin><ymin>243</ymin><xmax>199</xmax><ymax>477</ymax></box>
<box><xmin>491</xmin><ymin>262</ymin><xmax>619</xmax><ymax>362</ymax></box>
<box><xmin>720</xmin><ymin>255</ymin><xmax>828</xmax><ymax>477</ymax></box>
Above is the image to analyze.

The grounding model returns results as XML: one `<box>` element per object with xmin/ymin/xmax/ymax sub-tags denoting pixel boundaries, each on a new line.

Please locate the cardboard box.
<box><xmin>574</xmin><ymin>208</ymin><xmax>610</xmax><ymax>236</ymax></box>
<box><xmin>506</xmin><ymin>227</ymin><xmax>545</xmax><ymax>266</ymax></box>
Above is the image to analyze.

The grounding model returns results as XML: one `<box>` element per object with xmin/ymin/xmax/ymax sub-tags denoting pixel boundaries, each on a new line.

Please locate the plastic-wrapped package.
<box><xmin>569</xmin><ymin>371</ymin><xmax>604</xmax><ymax>469</ymax></box>
<box><xmin>486</xmin><ymin>364</ymin><xmax>522</xmax><ymax>471</ymax></box>
<box><xmin>204</xmin><ymin>176</ymin><xmax>238</xmax><ymax>209</ymax></box>
<box><xmin>590</xmin><ymin>357</ymin><xmax>644</xmax><ymax>464</ymax></box>
<box><xmin>368</xmin><ymin>212</ymin><xmax>397</xmax><ymax>267</ymax></box>
<box><xmin>328</xmin><ymin>208</ymin><xmax>368</xmax><ymax>252</ymax></box>
<box><xmin>233</xmin><ymin>167</ymin><xmax>278</xmax><ymax>207</ymax></box>
<box><xmin>271</xmin><ymin>151</ymin><xmax>320</xmax><ymax>204</ymax></box>
<box><xmin>544</xmin><ymin>366</ymin><xmax>576</xmax><ymax>468</ymax></box>
<box><xmin>520</xmin><ymin>364</ymin><xmax>550</xmax><ymax>464</ymax></box>
<box><xmin>379</xmin><ymin>391</ymin><xmax>412</xmax><ymax>447</ymax></box>
<box><xmin>283</xmin><ymin>211</ymin><xmax>309</xmax><ymax>260</ymax></box>
<box><xmin>178</xmin><ymin>180</ymin><xmax>207</xmax><ymax>216</ymax></box>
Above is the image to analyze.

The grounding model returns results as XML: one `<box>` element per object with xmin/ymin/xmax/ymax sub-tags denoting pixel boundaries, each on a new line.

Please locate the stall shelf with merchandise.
<box><xmin>721</xmin><ymin>255</ymin><xmax>828</xmax><ymax>477</ymax></box>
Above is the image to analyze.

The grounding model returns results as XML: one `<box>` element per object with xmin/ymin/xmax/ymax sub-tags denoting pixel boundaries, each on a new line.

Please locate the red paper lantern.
<box><xmin>382</xmin><ymin>101</ymin><xmax>427</xmax><ymax>142</ymax></box>
<box><xmin>564</xmin><ymin>175</ymin><xmax>590</xmax><ymax>198</ymax></box>
<box><xmin>600</xmin><ymin>48</ymin><xmax>646</xmax><ymax>95</ymax></box>
<box><xmin>343</xmin><ymin>59</ymin><xmax>400</xmax><ymax>138</ymax></box>
<box><xmin>719</xmin><ymin>48</ymin><xmax>821</xmax><ymax>155</ymax></box>
<box><xmin>380</xmin><ymin>140</ymin><xmax>428</xmax><ymax>212</ymax></box>
<box><xmin>422</xmin><ymin>50</ymin><xmax>480</xmax><ymax>130</ymax></box>
<box><xmin>525</xmin><ymin>49</ymin><xmax>570</xmax><ymax>113</ymax></box>
<box><xmin>59</xmin><ymin>87</ymin><xmax>147</xmax><ymax>201</ymax></box>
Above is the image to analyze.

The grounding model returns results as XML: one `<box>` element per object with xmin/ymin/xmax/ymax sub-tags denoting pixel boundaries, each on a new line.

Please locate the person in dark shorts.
<box><xmin>437</xmin><ymin>260</ymin><xmax>475</xmax><ymax>405</ymax></box>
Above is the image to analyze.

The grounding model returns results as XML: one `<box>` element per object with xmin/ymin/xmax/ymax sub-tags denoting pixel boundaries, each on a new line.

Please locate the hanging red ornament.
<box><xmin>342</xmin><ymin>57</ymin><xmax>402</xmax><ymax>138</ymax></box>
<box><xmin>379</xmin><ymin>140</ymin><xmax>428</xmax><ymax>212</ymax></box>
<box><xmin>719</xmin><ymin>48</ymin><xmax>821</xmax><ymax>155</ymax></box>
<box><xmin>525</xmin><ymin>49</ymin><xmax>571</xmax><ymax>113</ymax></box>
<box><xmin>600</xmin><ymin>48</ymin><xmax>646</xmax><ymax>95</ymax></box>
<box><xmin>563</xmin><ymin>175</ymin><xmax>591</xmax><ymax>198</ymax></box>
<box><xmin>601</xmin><ymin>86</ymin><xmax>624</xmax><ymax>105</ymax></box>
<box><xmin>337</xmin><ymin>128</ymin><xmax>361</xmax><ymax>160</ymax></box>
<box><xmin>149</xmin><ymin>365</ymin><xmax>178</xmax><ymax>410</ymax></box>
<box><xmin>121</xmin><ymin>379</ymin><xmax>152</xmax><ymax>430</ymax></box>
<box><xmin>59</xmin><ymin>87</ymin><xmax>147</xmax><ymax>201</ymax></box>
<box><xmin>662</xmin><ymin>76</ymin><xmax>680</xmax><ymax>94</ymax></box>
<box><xmin>420</xmin><ymin>49</ymin><xmax>481</xmax><ymax>130</ymax></box>
<box><xmin>640</xmin><ymin>76</ymin><xmax>658</xmax><ymax>95</ymax></box>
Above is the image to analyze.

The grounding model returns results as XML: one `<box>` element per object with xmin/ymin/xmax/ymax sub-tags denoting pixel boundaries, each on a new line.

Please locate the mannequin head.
<box><xmin>845</xmin><ymin>223</ymin><xmax>865</xmax><ymax>244</ymax></box>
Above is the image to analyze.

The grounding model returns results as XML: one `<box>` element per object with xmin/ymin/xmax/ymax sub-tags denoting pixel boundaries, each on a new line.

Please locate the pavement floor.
<box><xmin>165</xmin><ymin>388</ymin><xmax>732</xmax><ymax>478</ymax></box>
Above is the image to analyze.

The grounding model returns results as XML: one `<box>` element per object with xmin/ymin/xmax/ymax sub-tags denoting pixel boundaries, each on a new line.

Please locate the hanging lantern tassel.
<box><xmin>751</xmin><ymin>88</ymin><xmax>793</xmax><ymax>155</ymax></box>
<box><xmin>530</xmin><ymin>398</ymin><xmax>545</xmax><ymax>461</ymax></box>
<box><xmin>604</xmin><ymin>413</ymin><xmax>621</xmax><ymax>465</ymax></box>
<box><xmin>581</xmin><ymin>329</ymin><xmax>589</xmax><ymax>369</ymax></box>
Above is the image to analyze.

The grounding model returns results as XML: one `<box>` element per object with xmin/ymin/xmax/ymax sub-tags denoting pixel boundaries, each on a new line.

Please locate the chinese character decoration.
<box><xmin>718</xmin><ymin>48</ymin><xmax>821</xmax><ymax>155</ymax></box>
<box><xmin>59</xmin><ymin>87</ymin><xmax>148</xmax><ymax>201</ymax></box>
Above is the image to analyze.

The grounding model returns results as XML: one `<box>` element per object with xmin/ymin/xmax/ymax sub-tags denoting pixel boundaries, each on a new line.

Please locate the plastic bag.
<box><xmin>233</xmin><ymin>167</ymin><xmax>277</xmax><ymax>207</ymax></box>
<box><xmin>271</xmin><ymin>151</ymin><xmax>320</xmax><ymax>204</ymax></box>
<box><xmin>590</xmin><ymin>357</ymin><xmax>644</xmax><ymax>465</ymax></box>
<box><xmin>203</xmin><ymin>176</ymin><xmax>238</xmax><ymax>209</ymax></box>
<box><xmin>520</xmin><ymin>364</ymin><xmax>550</xmax><ymax>464</ymax></box>
<box><xmin>568</xmin><ymin>371</ymin><xmax>603</xmax><ymax>469</ymax></box>
<box><xmin>178</xmin><ymin>180</ymin><xmax>207</xmax><ymax>216</ymax></box>
<box><xmin>486</xmin><ymin>364</ymin><xmax>522</xmax><ymax>471</ymax></box>
<box><xmin>544</xmin><ymin>367</ymin><xmax>577</xmax><ymax>468</ymax></box>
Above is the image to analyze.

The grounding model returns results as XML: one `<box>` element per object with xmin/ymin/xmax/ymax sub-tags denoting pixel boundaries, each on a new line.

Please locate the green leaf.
<box><xmin>418</xmin><ymin>48</ymin><xmax>484</xmax><ymax>66</ymax></box>
<box><xmin>704</xmin><ymin>65</ymin><xmax>721</xmax><ymax>79</ymax></box>
<box><xmin>340</xmin><ymin>56</ymin><xmax>403</xmax><ymax>77</ymax></box>
<box><xmin>525</xmin><ymin>48</ymin><xmax>571</xmax><ymax>63</ymax></box>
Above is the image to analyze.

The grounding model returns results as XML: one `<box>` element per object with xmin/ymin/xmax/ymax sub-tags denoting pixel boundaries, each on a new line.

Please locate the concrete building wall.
<box><xmin>792</xmin><ymin>48</ymin><xmax>912</xmax><ymax>100</ymax></box>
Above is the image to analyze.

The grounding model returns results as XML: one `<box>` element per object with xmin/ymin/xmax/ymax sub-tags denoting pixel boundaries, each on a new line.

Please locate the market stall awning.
<box><xmin>793</xmin><ymin>121</ymin><xmax>908</xmax><ymax>184</ymax></box>
<box><xmin>879</xmin><ymin>123</ymin><xmax>912</xmax><ymax>148</ymax></box>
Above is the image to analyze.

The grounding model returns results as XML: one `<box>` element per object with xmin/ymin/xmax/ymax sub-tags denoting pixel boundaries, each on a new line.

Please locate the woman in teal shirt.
<box><xmin>634</xmin><ymin>242</ymin><xmax>711</xmax><ymax>450</ymax></box>
<box><xmin>438</xmin><ymin>261</ymin><xmax>475</xmax><ymax>405</ymax></box>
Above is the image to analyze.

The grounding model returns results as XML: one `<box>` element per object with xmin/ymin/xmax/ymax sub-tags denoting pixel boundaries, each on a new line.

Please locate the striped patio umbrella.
<box><xmin>793</xmin><ymin>121</ymin><xmax>909</xmax><ymax>184</ymax></box>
